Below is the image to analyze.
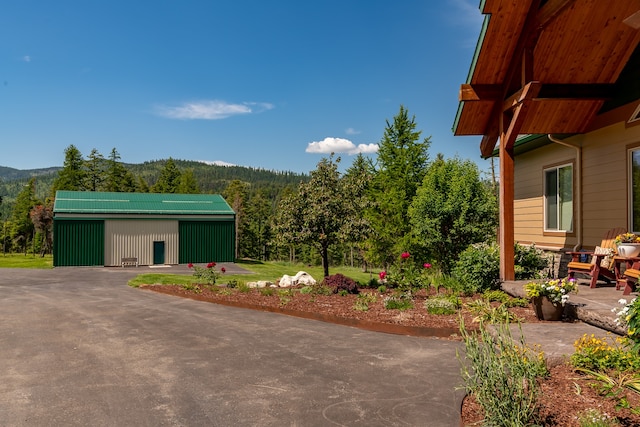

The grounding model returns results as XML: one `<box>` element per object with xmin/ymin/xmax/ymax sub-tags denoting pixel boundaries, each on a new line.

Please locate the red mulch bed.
<box><xmin>141</xmin><ymin>284</ymin><xmax>640</xmax><ymax>426</ymax></box>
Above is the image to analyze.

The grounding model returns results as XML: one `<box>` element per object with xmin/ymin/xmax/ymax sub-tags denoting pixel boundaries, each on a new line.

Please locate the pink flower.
<box><xmin>188</xmin><ymin>263</ymin><xmax>193</xmax><ymax>269</ymax></box>
<box><xmin>423</xmin><ymin>263</ymin><xmax>432</xmax><ymax>269</ymax></box>
<box><xmin>221</xmin><ymin>267</ymin><xmax>226</xmax><ymax>273</ymax></box>
<box><xmin>207</xmin><ymin>262</ymin><xmax>215</xmax><ymax>269</ymax></box>
<box><xmin>379</xmin><ymin>271</ymin><xmax>387</xmax><ymax>280</ymax></box>
<box><xmin>401</xmin><ymin>252</ymin><xmax>410</xmax><ymax>259</ymax></box>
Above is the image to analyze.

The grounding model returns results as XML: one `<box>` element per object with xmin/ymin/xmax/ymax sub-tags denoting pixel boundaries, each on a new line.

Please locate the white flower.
<box><xmin>618</xmin><ymin>298</ymin><xmax>628</xmax><ymax>305</ymax></box>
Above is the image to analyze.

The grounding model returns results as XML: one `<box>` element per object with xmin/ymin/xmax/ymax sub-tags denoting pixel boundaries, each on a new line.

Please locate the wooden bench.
<box><xmin>121</xmin><ymin>257</ymin><xmax>138</xmax><ymax>268</ymax></box>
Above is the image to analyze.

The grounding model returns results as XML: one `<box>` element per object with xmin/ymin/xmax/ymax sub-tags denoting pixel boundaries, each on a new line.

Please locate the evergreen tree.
<box><xmin>104</xmin><ymin>148</ymin><xmax>129</xmax><ymax>192</ymax></box>
<box><xmin>84</xmin><ymin>148</ymin><xmax>105</xmax><ymax>191</ymax></box>
<box><xmin>223</xmin><ymin>180</ymin><xmax>250</xmax><ymax>259</ymax></box>
<box><xmin>152</xmin><ymin>158</ymin><xmax>181</xmax><ymax>193</ymax></box>
<box><xmin>52</xmin><ymin>145</ymin><xmax>86</xmax><ymax>193</ymax></box>
<box><xmin>365</xmin><ymin>106</ymin><xmax>431</xmax><ymax>267</ymax></box>
<box><xmin>11</xmin><ymin>178</ymin><xmax>38</xmax><ymax>254</ymax></box>
<box><xmin>178</xmin><ymin>168</ymin><xmax>200</xmax><ymax>194</ymax></box>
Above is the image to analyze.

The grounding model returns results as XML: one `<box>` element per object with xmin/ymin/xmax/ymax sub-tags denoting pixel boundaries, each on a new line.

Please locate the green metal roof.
<box><xmin>53</xmin><ymin>191</ymin><xmax>235</xmax><ymax>215</ymax></box>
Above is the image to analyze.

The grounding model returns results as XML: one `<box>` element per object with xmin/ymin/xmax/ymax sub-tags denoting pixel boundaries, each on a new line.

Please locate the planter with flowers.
<box><xmin>524</xmin><ymin>277</ymin><xmax>578</xmax><ymax>321</ymax></box>
<box><xmin>615</xmin><ymin>232</ymin><xmax>640</xmax><ymax>257</ymax></box>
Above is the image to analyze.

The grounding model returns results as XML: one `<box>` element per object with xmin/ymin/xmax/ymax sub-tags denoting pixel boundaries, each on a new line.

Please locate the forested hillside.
<box><xmin>0</xmin><ymin>158</ymin><xmax>307</xmax><ymax>226</ymax></box>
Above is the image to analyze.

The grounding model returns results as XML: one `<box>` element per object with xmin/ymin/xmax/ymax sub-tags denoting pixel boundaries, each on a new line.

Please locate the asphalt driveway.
<box><xmin>0</xmin><ymin>267</ymin><xmax>465</xmax><ymax>426</ymax></box>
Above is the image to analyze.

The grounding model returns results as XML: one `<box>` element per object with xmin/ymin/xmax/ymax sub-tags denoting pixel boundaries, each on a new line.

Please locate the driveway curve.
<box><xmin>0</xmin><ymin>268</ymin><xmax>465</xmax><ymax>426</ymax></box>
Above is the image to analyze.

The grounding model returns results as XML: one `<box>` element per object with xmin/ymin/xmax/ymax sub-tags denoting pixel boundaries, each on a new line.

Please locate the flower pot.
<box><xmin>616</xmin><ymin>243</ymin><xmax>640</xmax><ymax>257</ymax></box>
<box><xmin>532</xmin><ymin>296</ymin><xmax>564</xmax><ymax>321</ymax></box>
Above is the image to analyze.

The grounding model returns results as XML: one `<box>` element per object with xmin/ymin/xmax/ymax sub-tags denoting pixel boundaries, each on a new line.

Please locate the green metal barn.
<box><xmin>53</xmin><ymin>191</ymin><xmax>235</xmax><ymax>267</ymax></box>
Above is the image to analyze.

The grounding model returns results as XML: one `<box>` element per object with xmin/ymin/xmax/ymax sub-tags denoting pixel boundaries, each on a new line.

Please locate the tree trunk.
<box><xmin>321</xmin><ymin>244</ymin><xmax>329</xmax><ymax>278</ymax></box>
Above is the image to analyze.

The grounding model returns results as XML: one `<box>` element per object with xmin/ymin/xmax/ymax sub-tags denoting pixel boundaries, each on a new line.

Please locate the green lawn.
<box><xmin>0</xmin><ymin>253</ymin><xmax>53</xmax><ymax>269</ymax></box>
<box><xmin>128</xmin><ymin>259</ymin><xmax>377</xmax><ymax>287</ymax></box>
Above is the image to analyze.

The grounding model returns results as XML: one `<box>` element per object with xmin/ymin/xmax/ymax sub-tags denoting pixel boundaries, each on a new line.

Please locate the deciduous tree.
<box><xmin>409</xmin><ymin>155</ymin><xmax>498</xmax><ymax>273</ymax></box>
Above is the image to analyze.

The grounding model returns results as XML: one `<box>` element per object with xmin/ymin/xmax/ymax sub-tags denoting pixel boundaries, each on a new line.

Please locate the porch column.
<box><xmin>499</xmin><ymin>135</ymin><xmax>515</xmax><ymax>281</ymax></box>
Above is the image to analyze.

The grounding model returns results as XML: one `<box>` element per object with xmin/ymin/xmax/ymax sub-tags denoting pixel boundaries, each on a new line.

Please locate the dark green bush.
<box><xmin>452</xmin><ymin>243</ymin><xmax>500</xmax><ymax>294</ymax></box>
<box><xmin>321</xmin><ymin>273</ymin><xmax>359</xmax><ymax>294</ymax></box>
<box><xmin>452</xmin><ymin>243</ymin><xmax>550</xmax><ymax>294</ymax></box>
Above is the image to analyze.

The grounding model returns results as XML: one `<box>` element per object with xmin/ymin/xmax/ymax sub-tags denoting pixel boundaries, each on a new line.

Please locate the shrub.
<box><xmin>383</xmin><ymin>291</ymin><xmax>414</xmax><ymax>310</ymax></box>
<box><xmin>613</xmin><ymin>297</ymin><xmax>640</xmax><ymax>352</ymax></box>
<box><xmin>424</xmin><ymin>294</ymin><xmax>460</xmax><ymax>315</ymax></box>
<box><xmin>377</xmin><ymin>285</ymin><xmax>387</xmax><ymax>294</ymax></box>
<box><xmin>515</xmin><ymin>244</ymin><xmax>550</xmax><ymax>280</ymax></box>
<box><xmin>452</xmin><ymin>243</ymin><xmax>550</xmax><ymax>294</ymax></box>
<box><xmin>260</xmin><ymin>287</ymin><xmax>275</xmax><ymax>296</ymax></box>
<box><xmin>576</xmin><ymin>408</ymin><xmax>620</xmax><ymax>427</ymax></box>
<box><xmin>482</xmin><ymin>289</ymin><xmax>510</xmax><ymax>303</ymax></box>
<box><xmin>321</xmin><ymin>273</ymin><xmax>359</xmax><ymax>294</ymax></box>
<box><xmin>452</xmin><ymin>242</ymin><xmax>500</xmax><ymax>294</ymax></box>
<box><xmin>459</xmin><ymin>320</ymin><xmax>548</xmax><ymax>427</ymax></box>
<box><xmin>353</xmin><ymin>293</ymin><xmax>377</xmax><ymax>311</ymax></box>
<box><xmin>571</xmin><ymin>334</ymin><xmax>640</xmax><ymax>373</ymax></box>
<box><xmin>465</xmin><ymin>300</ymin><xmax>521</xmax><ymax>323</ymax></box>
<box><xmin>189</xmin><ymin>262</ymin><xmax>223</xmax><ymax>285</ymax></box>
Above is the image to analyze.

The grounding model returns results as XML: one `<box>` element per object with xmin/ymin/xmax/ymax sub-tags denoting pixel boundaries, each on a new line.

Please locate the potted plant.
<box><xmin>524</xmin><ymin>277</ymin><xmax>578</xmax><ymax>320</ymax></box>
<box><xmin>615</xmin><ymin>232</ymin><xmax>640</xmax><ymax>257</ymax></box>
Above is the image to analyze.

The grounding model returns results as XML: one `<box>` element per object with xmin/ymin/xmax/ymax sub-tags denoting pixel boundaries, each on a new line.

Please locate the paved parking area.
<box><xmin>0</xmin><ymin>267</ymin><xmax>465</xmax><ymax>426</ymax></box>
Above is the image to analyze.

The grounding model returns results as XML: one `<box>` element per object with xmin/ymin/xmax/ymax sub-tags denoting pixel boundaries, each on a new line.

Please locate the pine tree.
<box><xmin>365</xmin><ymin>106</ymin><xmax>431</xmax><ymax>267</ymax></box>
<box><xmin>152</xmin><ymin>158</ymin><xmax>181</xmax><ymax>193</ymax></box>
<box><xmin>52</xmin><ymin>145</ymin><xmax>86</xmax><ymax>193</ymax></box>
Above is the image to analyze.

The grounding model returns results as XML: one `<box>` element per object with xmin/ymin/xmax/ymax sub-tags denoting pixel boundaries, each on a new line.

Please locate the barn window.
<box><xmin>544</xmin><ymin>164</ymin><xmax>573</xmax><ymax>232</ymax></box>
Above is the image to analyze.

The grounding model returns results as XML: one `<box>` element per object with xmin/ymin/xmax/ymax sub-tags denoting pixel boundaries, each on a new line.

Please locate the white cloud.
<box><xmin>306</xmin><ymin>137</ymin><xmax>379</xmax><ymax>155</ymax></box>
<box><xmin>345</xmin><ymin>127</ymin><xmax>361</xmax><ymax>135</ymax></box>
<box><xmin>22</xmin><ymin>55</ymin><xmax>31</xmax><ymax>62</ymax></box>
<box><xmin>154</xmin><ymin>100</ymin><xmax>273</xmax><ymax>120</ymax></box>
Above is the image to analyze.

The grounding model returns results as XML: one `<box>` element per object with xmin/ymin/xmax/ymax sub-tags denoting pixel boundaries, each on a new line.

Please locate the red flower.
<box><xmin>207</xmin><ymin>262</ymin><xmax>215</xmax><ymax>269</ymax></box>
<box><xmin>401</xmin><ymin>252</ymin><xmax>410</xmax><ymax>259</ymax></box>
<box><xmin>379</xmin><ymin>271</ymin><xmax>387</xmax><ymax>280</ymax></box>
<box><xmin>188</xmin><ymin>263</ymin><xmax>193</xmax><ymax>268</ymax></box>
<box><xmin>221</xmin><ymin>267</ymin><xmax>226</xmax><ymax>273</ymax></box>
<box><xmin>423</xmin><ymin>263</ymin><xmax>432</xmax><ymax>269</ymax></box>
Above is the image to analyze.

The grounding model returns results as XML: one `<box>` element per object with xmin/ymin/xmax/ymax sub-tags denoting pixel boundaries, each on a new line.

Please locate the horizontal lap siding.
<box><xmin>104</xmin><ymin>220</ymin><xmax>178</xmax><ymax>266</ymax></box>
<box><xmin>580</xmin><ymin>123</ymin><xmax>632</xmax><ymax>246</ymax></box>
<box><xmin>515</xmin><ymin>144</ymin><xmax>575</xmax><ymax>248</ymax></box>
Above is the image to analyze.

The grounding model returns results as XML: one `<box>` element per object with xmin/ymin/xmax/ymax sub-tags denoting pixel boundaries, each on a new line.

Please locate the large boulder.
<box><xmin>293</xmin><ymin>271</ymin><xmax>316</xmax><ymax>286</ymax></box>
<box><xmin>277</xmin><ymin>271</ymin><xmax>317</xmax><ymax>287</ymax></box>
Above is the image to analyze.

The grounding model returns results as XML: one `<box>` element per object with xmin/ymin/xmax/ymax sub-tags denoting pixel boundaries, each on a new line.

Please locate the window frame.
<box><xmin>543</xmin><ymin>162</ymin><xmax>574</xmax><ymax>233</ymax></box>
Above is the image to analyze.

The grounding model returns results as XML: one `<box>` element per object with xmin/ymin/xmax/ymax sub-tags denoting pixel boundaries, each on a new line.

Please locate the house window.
<box><xmin>544</xmin><ymin>164</ymin><xmax>573</xmax><ymax>232</ymax></box>
<box><xmin>630</xmin><ymin>149</ymin><xmax>640</xmax><ymax>232</ymax></box>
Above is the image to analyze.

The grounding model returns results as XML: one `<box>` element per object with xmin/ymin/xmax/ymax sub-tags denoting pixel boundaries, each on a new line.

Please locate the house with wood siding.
<box><xmin>452</xmin><ymin>0</ymin><xmax>640</xmax><ymax>279</ymax></box>
<box><xmin>53</xmin><ymin>191</ymin><xmax>235</xmax><ymax>267</ymax></box>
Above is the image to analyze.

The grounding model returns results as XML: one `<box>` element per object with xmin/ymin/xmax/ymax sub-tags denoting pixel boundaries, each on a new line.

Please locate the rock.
<box><xmin>277</xmin><ymin>272</ymin><xmax>316</xmax><ymax>287</ymax></box>
<box><xmin>293</xmin><ymin>271</ymin><xmax>316</xmax><ymax>286</ymax></box>
<box><xmin>279</xmin><ymin>274</ymin><xmax>294</xmax><ymax>287</ymax></box>
<box><xmin>247</xmin><ymin>281</ymin><xmax>272</xmax><ymax>288</ymax></box>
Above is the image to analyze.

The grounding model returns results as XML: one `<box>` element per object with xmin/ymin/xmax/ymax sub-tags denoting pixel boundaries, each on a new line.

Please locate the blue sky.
<box><xmin>0</xmin><ymin>0</ymin><xmax>487</xmax><ymax>174</ymax></box>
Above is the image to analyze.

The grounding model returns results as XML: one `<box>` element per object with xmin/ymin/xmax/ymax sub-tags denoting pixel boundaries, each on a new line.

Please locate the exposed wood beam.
<box><xmin>537</xmin><ymin>83</ymin><xmax>614</xmax><ymax>99</ymax></box>
<box><xmin>480</xmin><ymin>133</ymin><xmax>498</xmax><ymax>158</ymax></box>
<box><xmin>459</xmin><ymin>84</ymin><xmax>503</xmax><ymax>101</ymax></box>
<box><xmin>503</xmin><ymin>81</ymin><xmax>542</xmax><ymax>111</ymax></box>
<box><xmin>535</xmin><ymin>0</ymin><xmax>576</xmax><ymax>29</ymax></box>
<box><xmin>461</xmin><ymin>83</ymin><xmax>613</xmax><ymax>103</ymax></box>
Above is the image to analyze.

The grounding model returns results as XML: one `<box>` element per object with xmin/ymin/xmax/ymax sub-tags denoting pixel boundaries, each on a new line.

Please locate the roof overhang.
<box><xmin>452</xmin><ymin>0</ymin><xmax>640</xmax><ymax>157</ymax></box>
